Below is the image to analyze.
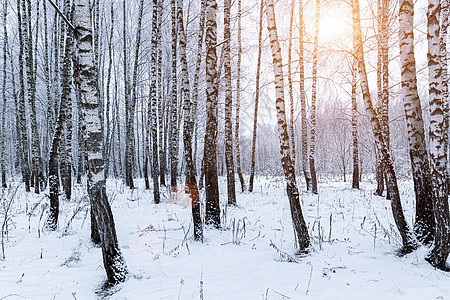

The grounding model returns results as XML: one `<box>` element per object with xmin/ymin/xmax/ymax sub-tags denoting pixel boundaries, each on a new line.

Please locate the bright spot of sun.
<box><xmin>319</xmin><ymin>13</ymin><xmax>351</xmax><ymax>46</ymax></box>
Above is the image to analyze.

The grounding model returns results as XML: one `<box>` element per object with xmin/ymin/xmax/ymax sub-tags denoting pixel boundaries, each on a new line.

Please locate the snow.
<box><xmin>0</xmin><ymin>177</ymin><xmax>449</xmax><ymax>299</ymax></box>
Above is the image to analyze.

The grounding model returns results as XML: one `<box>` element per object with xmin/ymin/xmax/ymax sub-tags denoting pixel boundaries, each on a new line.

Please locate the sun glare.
<box><xmin>319</xmin><ymin>13</ymin><xmax>351</xmax><ymax>47</ymax></box>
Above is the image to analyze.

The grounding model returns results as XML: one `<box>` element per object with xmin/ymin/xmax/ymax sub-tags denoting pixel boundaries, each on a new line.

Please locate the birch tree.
<box><xmin>177</xmin><ymin>0</ymin><xmax>203</xmax><ymax>241</ymax></box>
<box><xmin>47</xmin><ymin>0</ymin><xmax>72</xmax><ymax>230</ymax></box>
<box><xmin>299</xmin><ymin>0</ymin><xmax>312</xmax><ymax>191</ymax></box>
<box><xmin>170</xmin><ymin>0</ymin><xmax>179</xmax><ymax>190</ymax></box>
<box><xmin>398</xmin><ymin>0</ymin><xmax>434</xmax><ymax>244</ymax></box>
<box><xmin>266</xmin><ymin>0</ymin><xmax>310</xmax><ymax>251</ymax></box>
<box><xmin>204</xmin><ymin>0</ymin><xmax>221</xmax><ymax>227</ymax></box>
<box><xmin>425</xmin><ymin>0</ymin><xmax>450</xmax><ymax>270</ymax></box>
<box><xmin>157</xmin><ymin>0</ymin><xmax>166</xmax><ymax>187</ymax></box>
<box><xmin>309</xmin><ymin>0</ymin><xmax>320</xmax><ymax>194</ymax></box>
<box><xmin>374</xmin><ymin>0</ymin><xmax>384</xmax><ymax>197</ymax></box>
<box><xmin>235</xmin><ymin>0</ymin><xmax>245</xmax><ymax>192</ymax></box>
<box><xmin>224</xmin><ymin>0</ymin><xmax>236</xmax><ymax>205</ymax></box>
<box><xmin>380</xmin><ymin>0</ymin><xmax>390</xmax><ymax>200</ymax></box>
<box><xmin>440</xmin><ymin>0</ymin><xmax>449</xmax><ymax>180</ymax></box>
<box><xmin>1</xmin><ymin>0</ymin><xmax>7</xmax><ymax>188</ymax></box>
<box><xmin>353</xmin><ymin>0</ymin><xmax>416</xmax><ymax>254</ymax></box>
<box><xmin>148</xmin><ymin>0</ymin><xmax>161</xmax><ymax>203</ymax></box>
<box><xmin>60</xmin><ymin>0</ymin><xmax>72</xmax><ymax>201</ymax></box>
<box><xmin>43</xmin><ymin>0</ymin><xmax>52</xmax><ymax>184</ymax></box>
<box><xmin>192</xmin><ymin>0</ymin><xmax>206</xmax><ymax>171</ymax></box>
<box><xmin>104</xmin><ymin>3</ymin><xmax>115</xmax><ymax>179</ymax></box>
<box><xmin>288</xmin><ymin>0</ymin><xmax>296</xmax><ymax>167</ymax></box>
<box><xmin>124</xmin><ymin>0</ymin><xmax>134</xmax><ymax>189</ymax></box>
<box><xmin>130</xmin><ymin>0</ymin><xmax>144</xmax><ymax>187</ymax></box>
<box><xmin>351</xmin><ymin>23</ymin><xmax>359</xmax><ymax>189</ymax></box>
<box><xmin>16</xmin><ymin>0</ymin><xmax>30</xmax><ymax>193</ymax></box>
<box><xmin>73</xmin><ymin>0</ymin><xmax>127</xmax><ymax>284</ymax></box>
<box><xmin>23</xmin><ymin>0</ymin><xmax>41</xmax><ymax>194</ymax></box>
<box><xmin>249</xmin><ymin>0</ymin><xmax>264</xmax><ymax>193</ymax></box>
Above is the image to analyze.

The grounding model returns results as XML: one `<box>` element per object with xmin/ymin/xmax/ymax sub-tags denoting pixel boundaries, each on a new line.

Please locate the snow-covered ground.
<box><xmin>0</xmin><ymin>177</ymin><xmax>449</xmax><ymax>299</ymax></box>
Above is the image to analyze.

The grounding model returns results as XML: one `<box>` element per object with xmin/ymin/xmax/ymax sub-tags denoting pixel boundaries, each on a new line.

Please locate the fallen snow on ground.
<box><xmin>0</xmin><ymin>177</ymin><xmax>449</xmax><ymax>299</ymax></box>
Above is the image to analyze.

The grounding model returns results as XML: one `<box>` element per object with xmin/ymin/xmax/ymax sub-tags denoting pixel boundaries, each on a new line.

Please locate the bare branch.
<box><xmin>46</xmin><ymin>0</ymin><xmax>76</xmax><ymax>32</ymax></box>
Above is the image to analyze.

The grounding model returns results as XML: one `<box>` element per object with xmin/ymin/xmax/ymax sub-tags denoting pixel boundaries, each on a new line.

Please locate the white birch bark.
<box><xmin>170</xmin><ymin>0</ymin><xmax>179</xmax><ymax>189</ymax></box>
<box><xmin>16</xmin><ymin>0</ymin><xmax>30</xmax><ymax>192</ymax></box>
<box><xmin>309</xmin><ymin>0</ymin><xmax>319</xmax><ymax>194</ymax></box>
<box><xmin>235</xmin><ymin>0</ymin><xmax>245</xmax><ymax>192</ymax></box>
<box><xmin>74</xmin><ymin>0</ymin><xmax>127</xmax><ymax>284</ymax></box>
<box><xmin>353</xmin><ymin>0</ymin><xmax>416</xmax><ymax>253</ymax></box>
<box><xmin>177</xmin><ymin>0</ymin><xmax>203</xmax><ymax>240</ymax></box>
<box><xmin>266</xmin><ymin>0</ymin><xmax>310</xmax><ymax>250</ymax></box>
<box><xmin>249</xmin><ymin>0</ymin><xmax>264</xmax><ymax>193</ymax></box>
<box><xmin>299</xmin><ymin>0</ymin><xmax>312</xmax><ymax>191</ymax></box>
<box><xmin>1</xmin><ymin>0</ymin><xmax>7</xmax><ymax>188</ymax></box>
<box><xmin>398</xmin><ymin>0</ymin><xmax>434</xmax><ymax>244</ymax></box>
<box><xmin>425</xmin><ymin>0</ymin><xmax>450</xmax><ymax>269</ymax></box>
<box><xmin>224</xmin><ymin>0</ymin><xmax>236</xmax><ymax>205</ymax></box>
<box><xmin>204</xmin><ymin>0</ymin><xmax>220</xmax><ymax>227</ymax></box>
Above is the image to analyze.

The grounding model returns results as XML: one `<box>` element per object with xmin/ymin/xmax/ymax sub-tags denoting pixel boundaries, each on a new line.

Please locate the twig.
<box><xmin>305</xmin><ymin>262</ymin><xmax>313</xmax><ymax>295</ymax></box>
<box><xmin>269</xmin><ymin>240</ymin><xmax>299</xmax><ymax>263</ymax></box>
<box><xmin>177</xmin><ymin>279</ymin><xmax>184</xmax><ymax>300</ymax></box>
<box><xmin>63</xmin><ymin>205</ymin><xmax>88</xmax><ymax>236</ymax></box>
<box><xmin>46</xmin><ymin>0</ymin><xmax>77</xmax><ymax>32</ymax></box>
<box><xmin>271</xmin><ymin>289</ymin><xmax>291</xmax><ymax>299</ymax></box>
<box><xmin>1</xmin><ymin>184</ymin><xmax>20</xmax><ymax>259</ymax></box>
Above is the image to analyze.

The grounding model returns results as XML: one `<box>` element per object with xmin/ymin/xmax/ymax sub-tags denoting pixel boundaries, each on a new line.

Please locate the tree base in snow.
<box><xmin>396</xmin><ymin>241</ymin><xmax>418</xmax><ymax>257</ymax></box>
<box><xmin>426</xmin><ymin>249</ymin><xmax>450</xmax><ymax>271</ymax></box>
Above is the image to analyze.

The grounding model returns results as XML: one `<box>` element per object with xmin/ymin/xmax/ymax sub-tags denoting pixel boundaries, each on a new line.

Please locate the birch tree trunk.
<box><xmin>21</xmin><ymin>0</ymin><xmax>40</xmax><ymax>193</ymax></box>
<box><xmin>74</xmin><ymin>0</ymin><xmax>127</xmax><ymax>284</ymax></box>
<box><xmin>249</xmin><ymin>0</ymin><xmax>264</xmax><ymax>193</ymax></box>
<box><xmin>77</xmin><ymin>97</ymin><xmax>85</xmax><ymax>185</ymax></box>
<box><xmin>375</xmin><ymin>0</ymin><xmax>384</xmax><ymax>197</ymax></box>
<box><xmin>235</xmin><ymin>0</ymin><xmax>245</xmax><ymax>193</ymax></box>
<box><xmin>25</xmin><ymin>0</ymin><xmax>42</xmax><ymax>194</ymax></box>
<box><xmin>104</xmin><ymin>3</ymin><xmax>114</xmax><ymax>179</ymax></box>
<box><xmin>204</xmin><ymin>0</ymin><xmax>221</xmax><ymax>227</ymax></box>
<box><xmin>192</xmin><ymin>0</ymin><xmax>206</xmax><ymax>175</ymax></box>
<box><xmin>299</xmin><ymin>0</ymin><xmax>312</xmax><ymax>191</ymax></box>
<box><xmin>7</xmin><ymin>38</ymin><xmax>19</xmax><ymax>183</ymax></box>
<box><xmin>1</xmin><ymin>0</ymin><xmax>7</xmax><ymax>188</ymax></box>
<box><xmin>148</xmin><ymin>0</ymin><xmax>160</xmax><ymax>203</ymax></box>
<box><xmin>157</xmin><ymin>0</ymin><xmax>166</xmax><ymax>187</ymax></box>
<box><xmin>47</xmin><ymin>97</ymin><xmax>65</xmax><ymax>230</ymax></box>
<box><xmin>60</xmin><ymin>0</ymin><xmax>72</xmax><ymax>201</ymax></box>
<box><xmin>440</xmin><ymin>0</ymin><xmax>449</xmax><ymax>180</ymax></box>
<box><xmin>47</xmin><ymin>0</ymin><xmax>72</xmax><ymax>229</ymax></box>
<box><xmin>52</xmin><ymin>9</ymin><xmax>60</xmax><ymax>126</ymax></box>
<box><xmin>123</xmin><ymin>0</ymin><xmax>134</xmax><ymax>189</ymax></box>
<box><xmin>177</xmin><ymin>0</ymin><xmax>203</xmax><ymax>240</ymax></box>
<box><xmin>351</xmin><ymin>25</ymin><xmax>359</xmax><ymax>190</ymax></box>
<box><xmin>266</xmin><ymin>0</ymin><xmax>310</xmax><ymax>251</ymax></box>
<box><xmin>114</xmin><ymin>74</ymin><xmax>123</xmax><ymax>178</ymax></box>
<box><xmin>309</xmin><ymin>0</ymin><xmax>319</xmax><ymax>194</ymax></box>
<box><xmin>224</xmin><ymin>0</ymin><xmax>236</xmax><ymax>205</ymax></box>
<box><xmin>170</xmin><ymin>0</ymin><xmax>179</xmax><ymax>190</ymax></box>
<box><xmin>398</xmin><ymin>0</ymin><xmax>434</xmax><ymax>244</ymax></box>
<box><xmin>43</xmin><ymin>0</ymin><xmax>52</xmax><ymax>187</ymax></box>
<box><xmin>288</xmin><ymin>0</ymin><xmax>296</xmax><ymax>167</ymax></box>
<box><xmin>425</xmin><ymin>0</ymin><xmax>450</xmax><ymax>270</ymax></box>
<box><xmin>16</xmin><ymin>0</ymin><xmax>30</xmax><ymax>193</ymax></box>
<box><xmin>353</xmin><ymin>0</ymin><xmax>416</xmax><ymax>254</ymax></box>
<box><xmin>34</xmin><ymin>2</ymin><xmax>45</xmax><ymax>186</ymax></box>
<box><xmin>381</xmin><ymin>0</ymin><xmax>390</xmax><ymax>200</ymax></box>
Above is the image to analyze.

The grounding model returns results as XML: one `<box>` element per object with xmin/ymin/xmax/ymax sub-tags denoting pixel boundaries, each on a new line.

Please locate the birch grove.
<box><xmin>0</xmin><ymin>0</ymin><xmax>448</xmax><ymax>285</ymax></box>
